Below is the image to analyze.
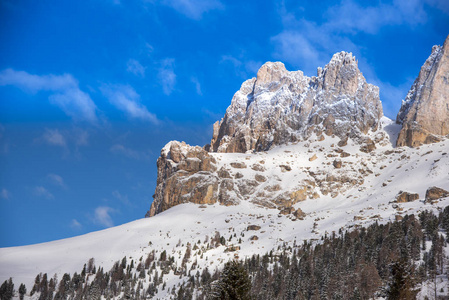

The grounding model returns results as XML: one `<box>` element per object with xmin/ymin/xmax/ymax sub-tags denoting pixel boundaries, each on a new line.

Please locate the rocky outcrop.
<box><xmin>293</xmin><ymin>208</ymin><xmax>306</xmax><ymax>220</ymax></box>
<box><xmin>396</xmin><ymin>35</ymin><xmax>449</xmax><ymax>147</ymax></box>
<box><xmin>147</xmin><ymin>141</ymin><xmax>220</xmax><ymax>217</ymax></box>
<box><xmin>210</xmin><ymin>53</ymin><xmax>383</xmax><ymax>153</ymax></box>
<box><xmin>425</xmin><ymin>186</ymin><xmax>449</xmax><ymax>202</ymax></box>
<box><xmin>396</xmin><ymin>191</ymin><xmax>419</xmax><ymax>203</ymax></box>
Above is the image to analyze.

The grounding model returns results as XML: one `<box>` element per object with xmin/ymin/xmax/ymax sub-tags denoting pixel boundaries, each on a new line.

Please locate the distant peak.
<box><xmin>327</xmin><ymin>51</ymin><xmax>357</xmax><ymax>66</ymax></box>
<box><xmin>256</xmin><ymin>61</ymin><xmax>288</xmax><ymax>85</ymax></box>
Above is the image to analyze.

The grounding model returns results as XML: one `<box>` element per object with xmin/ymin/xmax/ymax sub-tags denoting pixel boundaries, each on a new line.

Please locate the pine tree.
<box><xmin>0</xmin><ymin>278</ymin><xmax>14</xmax><ymax>300</ymax></box>
<box><xmin>387</xmin><ymin>258</ymin><xmax>417</xmax><ymax>300</ymax></box>
<box><xmin>18</xmin><ymin>283</ymin><xmax>26</xmax><ymax>300</ymax></box>
<box><xmin>209</xmin><ymin>260</ymin><xmax>251</xmax><ymax>300</ymax></box>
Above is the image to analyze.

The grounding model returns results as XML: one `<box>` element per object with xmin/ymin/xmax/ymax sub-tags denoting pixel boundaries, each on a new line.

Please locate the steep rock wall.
<box><xmin>396</xmin><ymin>35</ymin><xmax>449</xmax><ymax>147</ymax></box>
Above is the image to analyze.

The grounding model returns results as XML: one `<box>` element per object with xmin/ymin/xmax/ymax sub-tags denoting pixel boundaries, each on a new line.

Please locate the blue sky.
<box><xmin>0</xmin><ymin>0</ymin><xmax>448</xmax><ymax>247</ymax></box>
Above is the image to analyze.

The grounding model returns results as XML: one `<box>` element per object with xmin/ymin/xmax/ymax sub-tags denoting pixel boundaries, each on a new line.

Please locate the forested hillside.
<box><xmin>2</xmin><ymin>207</ymin><xmax>448</xmax><ymax>300</ymax></box>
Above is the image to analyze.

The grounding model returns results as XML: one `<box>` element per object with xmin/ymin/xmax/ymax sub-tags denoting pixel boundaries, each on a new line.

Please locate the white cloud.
<box><xmin>158</xmin><ymin>58</ymin><xmax>176</xmax><ymax>95</ymax></box>
<box><xmin>110</xmin><ymin>144</ymin><xmax>151</xmax><ymax>160</ymax></box>
<box><xmin>126</xmin><ymin>59</ymin><xmax>146</xmax><ymax>77</ymax></box>
<box><xmin>93</xmin><ymin>206</ymin><xmax>115</xmax><ymax>227</ymax></box>
<box><xmin>34</xmin><ymin>186</ymin><xmax>54</xmax><ymax>199</ymax></box>
<box><xmin>221</xmin><ymin>55</ymin><xmax>242</xmax><ymax>69</ymax></box>
<box><xmin>191</xmin><ymin>77</ymin><xmax>202</xmax><ymax>95</ymax></box>
<box><xmin>49</xmin><ymin>89</ymin><xmax>98</xmax><ymax>122</ymax></box>
<box><xmin>0</xmin><ymin>188</ymin><xmax>10</xmax><ymax>200</ymax></box>
<box><xmin>220</xmin><ymin>55</ymin><xmax>262</xmax><ymax>78</ymax></box>
<box><xmin>145</xmin><ymin>43</ymin><xmax>154</xmax><ymax>54</ymax></box>
<box><xmin>270</xmin><ymin>0</ymin><xmax>441</xmax><ymax>74</ymax></box>
<box><xmin>74</xmin><ymin>129</ymin><xmax>89</xmax><ymax>146</ymax></box>
<box><xmin>271</xmin><ymin>30</ymin><xmax>325</xmax><ymax>76</ymax></box>
<box><xmin>0</xmin><ymin>69</ymin><xmax>98</xmax><ymax>122</ymax></box>
<box><xmin>42</xmin><ymin>129</ymin><xmax>67</xmax><ymax>147</ymax></box>
<box><xmin>425</xmin><ymin>0</ymin><xmax>449</xmax><ymax>14</ymax></box>
<box><xmin>70</xmin><ymin>219</ymin><xmax>82</xmax><ymax>230</ymax></box>
<box><xmin>159</xmin><ymin>0</ymin><xmax>224</xmax><ymax>20</ymax></box>
<box><xmin>0</xmin><ymin>69</ymin><xmax>76</xmax><ymax>92</ymax></box>
<box><xmin>101</xmin><ymin>84</ymin><xmax>159</xmax><ymax>123</ymax></box>
<box><xmin>47</xmin><ymin>173</ymin><xmax>67</xmax><ymax>188</ymax></box>
<box><xmin>112</xmin><ymin>190</ymin><xmax>130</xmax><ymax>205</ymax></box>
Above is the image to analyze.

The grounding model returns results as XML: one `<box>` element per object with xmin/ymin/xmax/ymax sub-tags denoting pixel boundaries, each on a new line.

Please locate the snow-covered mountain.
<box><xmin>1</xmin><ymin>36</ymin><xmax>449</xmax><ymax>299</ymax></box>
<box><xmin>1</xmin><ymin>127</ymin><xmax>449</xmax><ymax>298</ymax></box>
<box><xmin>209</xmin><ymin>52</ymin><xmax>382</xmax><ymax>154</ymax></box>
<box><xmin>148</xmin><ymin>35</ymin><xmax>449</xmax><ymax>218</ymax></box>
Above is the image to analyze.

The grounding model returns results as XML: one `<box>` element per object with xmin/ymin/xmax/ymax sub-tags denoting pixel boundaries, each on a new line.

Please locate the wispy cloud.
<box><xmin>0</xmin><ymin>188</ymin><xmax>10</xmax><ymax>200</ymax></box>
<box><xmin>42</xmin><ymin>129</ymin><xmax>67</xmax><ymax>147</ymax></box>
<box><xmin>112</xmin><ymin>190</ymin><xmax>131</xmax><ymax>206</ymax></box>
<box><xmin>322</xmin><ymin>0</ymin><xmax>427</xmax><ymax>34</ymax></box>
<box><xmin>145</xmin><ymin>43</ymin><xmax>154</xmax><ymax>54</ymax></box>
<box><xmin>426</xmin><ymin>0</ymin><xmax>449</xmax><ymax>14</ymax></box>
<box><xmin>93</xmin><ymin>206</ymin><xmax>115</xmax><ymax>227</ymax></box>
<box><xmin>220</xmin><ymin>55</ymin><xmax>262</xmax><ymax>78</ymax></box>
<box><xmin>159</xmin><ymin>0</ymin><xmax>224</xmax><ymax>20</ymax></box>
<box><xmin>110</xmin><ymin>144</ymin><xmax>151</xmax><ymax>160</ymax></box>
<box><xmin>101</xmin><ymin>84</ymin><xmax>159</xmax><ymax>123</ymax></box>
<box><xmin>271</xmin><ymin>29</ymin><xmax>327</xmax><ymax>75</ymax></box>
<box><xmin>74</xmin><ymin>129</ymin><xmax>89</xmax><ymax>146</ymax></box>
<box><xmin>0</xmin><ymin>69</ymin><xmax>98</xmax><ymax>122</ymax></box>
<box><xmin>70</xmin><ymin>219</ymin><xmax>82</xmax><ymax>230</ymax></box>
<box><xmin>271</xmin><ymin>0</ymin><xmax>442</xmax><ymax>75</ymax></box>
<box><xmin>126</xmin><ymin>59</ymin><xmax>146</xmax><ymax>77</ymax></box>
<box><xmin>47</xmin><ymin>173</ymin><xmax>67</xmax><ymax>188</ymax></box>
<box><xmin>191</xmin><ymin>77</ymin><xmax>202</xmax><ymax>95</ymax></box>
<box><xmin>158</xmin><ymin>58</ymin><xmax>176</xmax><ymax>95</ymax></box>
<box><xmin>34</xmin><ymin>186</ymin><xmax>54</xmax><ymax>199</ymax></box>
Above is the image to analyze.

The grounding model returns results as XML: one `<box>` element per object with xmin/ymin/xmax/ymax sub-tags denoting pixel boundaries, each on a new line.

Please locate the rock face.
<box><xmin>425</xmin><ymin>186</ymin><xmax>449</xmax><ymax>202</ymax></box>
<box><xmin>147</xmin><ymin>52</ymin><xmax>385</xmax><ymax>217</ymax></box>
<box><xmin>396</xmin><ymin>35</ymin><xmax>449</xmax><ymax>147</ymax></box>
<box><xmin>396</xmin><ymin>191</ymin><xmax>419</xmax><ymax>203</ymax></box>
<box><xmin>147</xmin><ymin>141</ymin><xmax>220</xmax><ymax>217</ymax></box>
<box><xmin>210</xmin><ymin>52</ymin><xmax>383</xmax><ymax>153</ymax></box>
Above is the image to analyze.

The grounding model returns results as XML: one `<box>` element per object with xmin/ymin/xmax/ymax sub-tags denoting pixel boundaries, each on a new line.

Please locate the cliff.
<box><xmin>396</xmin><ymin>35</ymin><xmax>449</xmax><ymax>147</ymax></box>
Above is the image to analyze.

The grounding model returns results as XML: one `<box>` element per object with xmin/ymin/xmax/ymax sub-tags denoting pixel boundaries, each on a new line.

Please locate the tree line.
<box><xmin>1</xmin><ymin>206</ymin><xmax>449</xmax><ymax>299</ymax></box>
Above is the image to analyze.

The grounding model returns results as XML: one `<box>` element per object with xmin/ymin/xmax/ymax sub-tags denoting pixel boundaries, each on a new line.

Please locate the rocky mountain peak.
<box><xmin>321</xmin><ymin>51</ymin><xmax>360</xmax><ymax>94</ymax></box>
<box><xmin>146</xmin><ymin>40</ymin><xmax>449</xmax><ymax>219</ymax></box>
<box><xmin>255</xmin><ymin>61</ymin><xmax>288</xmax><ymax>86</ymax></box>
<box><xmin>209</xmin><ymin>52</ymin><xmax>382</xmax><ymax>153</ymax></box>
<box><xmin>396</xmin><ymin>35</ymin><xmax>449</xmax><ymax>147</ymax></box>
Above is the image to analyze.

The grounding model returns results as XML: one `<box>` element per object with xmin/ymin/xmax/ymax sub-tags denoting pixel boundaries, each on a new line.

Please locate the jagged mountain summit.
<box><xmin>209</xmin><ymin>52</ymin><xmax>383</xmax><ymax>153</ymax></box>
<box><xmin>148</xmin><ymin>52</ymin><xmax>387</xmax><ymax>217</ymax></box>
<box><xmin>148</xmin><ymin>37</ymin><xmax>449</xmax><ymax>218</ymax></box>
<box><xmin>396</xmin><ymin>34</ymin><xmax>449</xmax><ymax>147</ymax></box>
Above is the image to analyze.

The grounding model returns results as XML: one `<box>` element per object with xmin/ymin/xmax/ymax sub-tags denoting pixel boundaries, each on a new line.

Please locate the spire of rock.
<box><xmin>210</xmin><ymin>52</ymin><xmax>383</xmax><ymax>153</ymax></box>
<box><xmin>396</xmin><ymin>35</ymin><xmax>449</xmax><ymax>147</ymax></box>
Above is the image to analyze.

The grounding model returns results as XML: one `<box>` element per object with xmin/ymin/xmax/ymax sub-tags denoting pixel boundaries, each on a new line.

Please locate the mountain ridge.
<box><xmin>209</xmin><ymin>51</ymin><xmax>382</xmax><ymax>154</ymax></box>
<box><xmin>148</xmin><ymin>37</ymin><xmax>449</xmax><ymax>218</ymax></box>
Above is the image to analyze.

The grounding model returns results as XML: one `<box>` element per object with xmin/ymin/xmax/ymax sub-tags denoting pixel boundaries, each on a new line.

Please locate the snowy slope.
<box><xmin>1</xmin><ymin>117</ymin><xmax>448</xmax><ymax>299</ymax></box>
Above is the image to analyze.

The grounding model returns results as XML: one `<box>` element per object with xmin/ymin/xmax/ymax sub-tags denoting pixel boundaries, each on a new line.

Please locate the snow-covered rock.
<box><xmin>396</xmin><ymin>34</ymin><xmax>449</xmax><ymax>147</ymax></box>
<box><xmin>147</xmin><ymin>141</ymin><xmax>218</xmax><ymax>217</ymax></box>
<box><xmin>2</xmin><ymin>130</ymin><xmax>449</xmax><ymax>298</ymax></box>
<box><xmin>209</xmin><ymin>52</ymin><xmax>383</xmax><ymax>153</ymax></box>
